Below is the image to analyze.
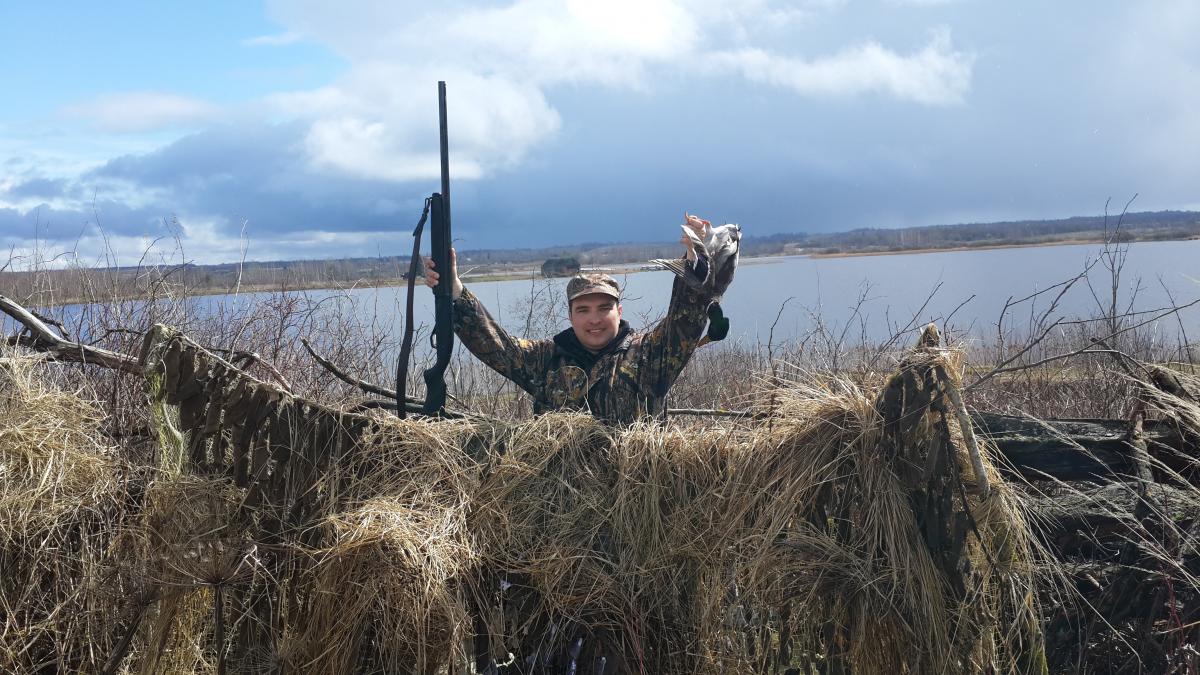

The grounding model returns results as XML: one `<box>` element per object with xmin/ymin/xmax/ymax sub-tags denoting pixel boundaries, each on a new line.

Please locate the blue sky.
<box><xmin>1</xmin><ymin>0</ymin><xmax>1197</xmax><ymax>265</ymax></box>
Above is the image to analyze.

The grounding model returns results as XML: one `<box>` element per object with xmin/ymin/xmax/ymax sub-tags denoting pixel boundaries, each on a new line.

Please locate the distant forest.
<box><xmin>3</xmin><ymin>210</ymin><xmax>1198</xmax><ymax>304</ymax></box>
<box><xmin>799</xmin><ymin>209</ymin><xmax>1200</xmax><ymax>255</ymax></box>
<box><xmin>432</xmin><ymin>209</ymin><xmax>1200</xmax><ymax>264</ymax></box>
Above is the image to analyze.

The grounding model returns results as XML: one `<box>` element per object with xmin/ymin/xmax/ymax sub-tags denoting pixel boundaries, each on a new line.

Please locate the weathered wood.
<box><xmin>0</xmin><ymin>294</ymin><xmax>142</xmax><ymax>373</ymax></box>
<box><xmin>973</xmin><ymin>413</ymin><xmax>1191</xmax><ymax>482</ymax></box>
<box><xmin>1024</xmin><ymin>482</ymin><xmax>1200</xmax><ymax>556</ymax></box>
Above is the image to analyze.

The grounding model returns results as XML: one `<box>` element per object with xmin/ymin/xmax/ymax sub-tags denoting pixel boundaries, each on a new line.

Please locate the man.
<box><xmin>424</xmin><ymin>214</ymin><xmax>728</xmax><ymax>424</ymax></box>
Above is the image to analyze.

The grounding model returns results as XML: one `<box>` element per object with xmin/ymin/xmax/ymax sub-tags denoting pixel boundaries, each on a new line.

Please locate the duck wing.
<box><xmin>650</xmin><ymin>258</ymin><xmax>691</xmax><ymax>277</ymax></box>
<box><xmin>651</xmin><ymin>255</ymin><xmax>711</xmax><ymax>290</ymax></box>
<box><xmin>650</xmin><ymin>223</ymin><xmax>722</xmax><ymax>290</ymax></box>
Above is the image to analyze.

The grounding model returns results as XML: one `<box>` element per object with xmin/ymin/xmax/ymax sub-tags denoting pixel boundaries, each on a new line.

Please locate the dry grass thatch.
<box><xmin>0</xmin><ymin>327</ymin><xmax>1052</xmax><ymax>674</ymax></box>
<box><xmin>0</xmin><ymin>354</ymin><xmax>139</xmax><ymax>673</ymax></box>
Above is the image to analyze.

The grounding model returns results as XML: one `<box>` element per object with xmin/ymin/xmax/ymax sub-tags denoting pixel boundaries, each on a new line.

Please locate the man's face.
<box><xmin>569</xmin><ymin>293</ymin><xmax>622</xmax><ymax>352</ymax></box>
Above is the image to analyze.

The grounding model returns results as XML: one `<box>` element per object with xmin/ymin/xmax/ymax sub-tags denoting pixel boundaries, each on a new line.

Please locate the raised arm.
<box><xmin>424</xmin><ymin>249</ymin><xmax>552</xmax><ymax>393</ymax></box>
<box><xmin>634</xmin><ymin>214</ymin><xmax>723</xmax><ymax>397</ymax></box>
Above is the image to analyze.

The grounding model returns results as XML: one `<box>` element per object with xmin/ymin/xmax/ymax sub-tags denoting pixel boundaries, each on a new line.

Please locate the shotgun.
<box><xmin>422</xmin><ymin>81</ymin><xmax>455</xmax><ymax>415</ymax></box>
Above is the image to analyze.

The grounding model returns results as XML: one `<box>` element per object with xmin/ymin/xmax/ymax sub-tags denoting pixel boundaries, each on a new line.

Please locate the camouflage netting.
<box><xmin>0</xmin><ymin>326</ymin><xmax>1049</xmax><ymax>674</ymax></box>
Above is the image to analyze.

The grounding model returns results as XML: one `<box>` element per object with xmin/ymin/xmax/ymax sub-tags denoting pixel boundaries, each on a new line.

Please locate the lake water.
<box><xmin>308</xmin><ymin>239</ymin><xmax>1200</xmax><ymax>345</ymax></box>
<box><xmin>31</xmin><ymin>239</ymin><xmax>1200</xmax><ymax>348</ymax></box>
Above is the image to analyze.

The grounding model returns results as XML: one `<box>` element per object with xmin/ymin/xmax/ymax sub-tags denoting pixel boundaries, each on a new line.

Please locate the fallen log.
<box><xmin>0</xmin><ymin>294</ymin><xmax>141</xmax><ymax>374</ymax></box>
<box><xmin>1023</xmin><ymin>481</ymin><xmax>1200</xmax><ymax>557</ymax></box>
<box><xmin>974</xmin><ymin>413</ymin><xmax>1194</xmax><ymax>483</ymax></box>
<box><xmin>975</xmin><ymin>414</ymin><xmax>1140</xmax><ymax>481</ymax></box>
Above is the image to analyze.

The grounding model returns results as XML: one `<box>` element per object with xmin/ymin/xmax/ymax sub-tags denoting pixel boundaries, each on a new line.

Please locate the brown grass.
<box><xmin>0</xmin><ymin>340</ymin><xmax>1054</xmax><ymax>673</ymax></box>
<box><xmin>2</xmin><ymin>241</ymin><xmax>1198</xmax><ymax>672</ymax></box>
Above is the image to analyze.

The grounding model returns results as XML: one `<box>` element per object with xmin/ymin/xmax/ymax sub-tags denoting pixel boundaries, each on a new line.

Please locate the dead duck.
<box><xmin>652</xmin><ymin>221</ymin><xmax>741</xmax><ymax>298</ymax></box>
<box><xmin>653</xmin><ymin>218</ymin><xmax>741</xmax><ymax>346</ymax></box>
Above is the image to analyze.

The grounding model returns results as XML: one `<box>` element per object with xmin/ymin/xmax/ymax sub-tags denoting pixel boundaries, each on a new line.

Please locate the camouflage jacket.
<box><xmin>452</xmin><ymin>272</ymin><xmax>714</xmax><ymax>424</ymax></box>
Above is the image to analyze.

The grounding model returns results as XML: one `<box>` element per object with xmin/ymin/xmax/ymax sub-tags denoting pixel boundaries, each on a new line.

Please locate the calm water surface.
<box><xmin>44</xmin><ymin>239</ymin><xmax>1200</xmax><ymax>347</ymax></box>
<box><xmin>325</xmin><ymin>239</ymin><xmax>1200</xmax><ymax>344</ymax></box>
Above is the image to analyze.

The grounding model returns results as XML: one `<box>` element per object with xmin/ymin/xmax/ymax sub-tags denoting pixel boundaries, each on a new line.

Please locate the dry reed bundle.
<box><xmin>445</xmin><ymin>335</ymin><xmax>1046</xmax><ymax>673</ymax></box>
<box><xmin>0</xmin><ymin>327</ymin><xmax>1050</xmax><ymax>674</ymax></box>
<box><xmin>288</xmin><ymin>419</ymin><xmax>483</xmax><ymax>674</ymax></box>
<box><xmin>0</xmin><ymin>351</ymin><xmax>134</xmax><ymax>673</ymax></box>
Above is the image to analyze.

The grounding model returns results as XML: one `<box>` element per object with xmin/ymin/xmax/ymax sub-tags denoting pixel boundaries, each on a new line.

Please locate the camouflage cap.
<box><xmin>566</xmin><ymin>273</ymin><xmax>621</xmax><ymax>303</ymax></box>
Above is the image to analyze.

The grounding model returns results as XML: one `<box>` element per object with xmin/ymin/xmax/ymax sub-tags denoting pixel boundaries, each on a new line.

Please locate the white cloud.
<box><xmin>259</xmin><ymin>0</ymin><xmax>704</xmax><ymax>182</ymax></box>
<box><xmin>243</xmin><ymin>31</ymin><xmax>304</xmax><ymax>46</ymax></box>
<box><xmin>708</xmin><ymin>29</ymin><xmax>973</xmax><ymax>105</ymax></box>
<box><xmin>273</xmin><ymin>0</ymin><xmax>695</xmax><ymax>66</ymax></box>
<box><xmin>269</xmin><ymin>66</ymin><xmax>560</xmax><ymax>182</ymax></box>
<box><xmin>62</xmin><ymin>92</ymin><xmax>220</xmax><ymax>133</ymax></box>
<box><xmin>441</xmin><ymin>0</ymin><xmax>700</xmax><ymax>86</ymax></box>
<box><xmin>0</xmin><ymin>218</ymin><xmax>405</xmax><ymax>268</ymax></box>
<box><xmin>260</xmin><ymin>0</ymin><xmax>974</xmax><ymax>183</ymax></box>
<box><xmin>886</xmin><ymin>0</ymin><xmax>959</xmax><ymax>5</ymax></box>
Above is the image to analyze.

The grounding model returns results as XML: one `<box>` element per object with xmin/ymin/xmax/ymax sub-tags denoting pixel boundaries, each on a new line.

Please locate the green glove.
<box><xmin>706</xmin><ymin>302</ymin><xmax>730</xmax><ymax>342</ymax></box>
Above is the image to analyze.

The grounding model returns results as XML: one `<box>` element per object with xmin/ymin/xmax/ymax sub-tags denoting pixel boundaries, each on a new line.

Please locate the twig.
<box><xmin>991</xmin><ymin>261</ymin><xmax>1097</xmax><ymax>379</ymax></box>
<box><xmin>666</xmin><ymin>407</ymin><xmax>753</xmax><ymax>418</ymax></box>
<box><xmin>874</xmin><ymin>281</ymin><xmax>944</xmax><ymax>359</ymax></box>
<box><xmin>942</xmin><ymin>293</ymin><xmax>976</xmax><ymax>336</ymax></box>
<box><xmin>348</xmin><ymin>398</ymin><xmax>459</xmax><ymax>417</ymax></box>
<box><xmin>966</xmin><ymin>349</ymin><xmax>1135</xmax><ymax>389</ymax></box>
<box><xmin>766</xmin><ymin>297</ymin><xmax>795</xmax><ymax>371</ymax></box>
<box><xmin>26</xmin><ymin>308</ymin><xmax>71</xmax><ymax>339</ymax></box>
<box><xmin>966</xmin><ymin>297</ymin><xmax>1200</xmax><ymax>392</ymax></box>
<box><xmin>86</xmin><ymin>327</ymin><xmax>146</xmax><ymax>345</ymax></box>
<box><xmin>300</xmin><ymin>336</ymin><xmax>423</xmax><ymax>404</ymax></box>
<box><xmin>1089</xmin><ymin>337</ymin><xmax>1142</xmax><ymax>378</ymax></box>
<box><xmin>1158</xmin><ymin>277</ymin><xmax>1196</xmax><ymax>371</ymax></box>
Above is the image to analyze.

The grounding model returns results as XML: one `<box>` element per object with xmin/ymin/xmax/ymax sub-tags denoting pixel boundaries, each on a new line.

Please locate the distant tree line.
<box><xmin>4</xmin><ymin>210</ymin><xmax>1196</xmax><ymax>304</ymax></box>
<box><xmin>802</xmin><ymin>210</ymin><xmax>1200</xmax><ymax>254</ymax></box>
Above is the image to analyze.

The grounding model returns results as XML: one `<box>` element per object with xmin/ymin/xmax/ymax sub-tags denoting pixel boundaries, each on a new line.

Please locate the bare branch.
<box><xmin>766</xmin><ymin>296</ymin><xmax>795</xmax><ymax>369</ymax></box>
<box><xmin>968</xmin><ymin>293</ymin><xmax>1197</xmax><ymax>392</ymax></box>
<box><xmin>0</xmin><ymin>294</ymin><xmax>141</xmax><ymax>374</ymax></box>
<box><xmin>942</xmin><ymin>293</ymin><xmax>976</xmax><ymax>335</ymax></box>
<box><xmin>876</xmin><ymin>281</ymin><xmax>943</xmax><ymax>358</ymax></box>
<box><xmin>300</xmin><ymin>336</ymin><xmax>422</xmax><ymax>405</ymax></box>
<box><xmin>966</xmin><ymin>349</ymin><xmax>1139</xmax><ymax>391</ymax></box>
<box><xmin>666</xmin><ymin>407</ymin><xmax>753</xmax><ymax>418</ymax></box>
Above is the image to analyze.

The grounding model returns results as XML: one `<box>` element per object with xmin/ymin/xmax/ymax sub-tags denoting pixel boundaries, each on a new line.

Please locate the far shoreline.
<box><xmin>13</xmin><ymin>234</ymin><xmax>1198</xmax><ymax>308</ymax></box>
<box><xmin>801</xmin><ymin>235</ymin><xmax>1200</xmax><ymax>259</ymax></box>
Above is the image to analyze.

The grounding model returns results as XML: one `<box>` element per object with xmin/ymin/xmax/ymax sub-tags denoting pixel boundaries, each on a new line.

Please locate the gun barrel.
<box><xmin>421</xmin><ymin>81</ymin><xmax>455</xmax><ymax>416</ymax></box>
<box><xmin>438</xmin><ymin>81</ymin><xmax>451</xmax><ymax>235</ymax></box>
